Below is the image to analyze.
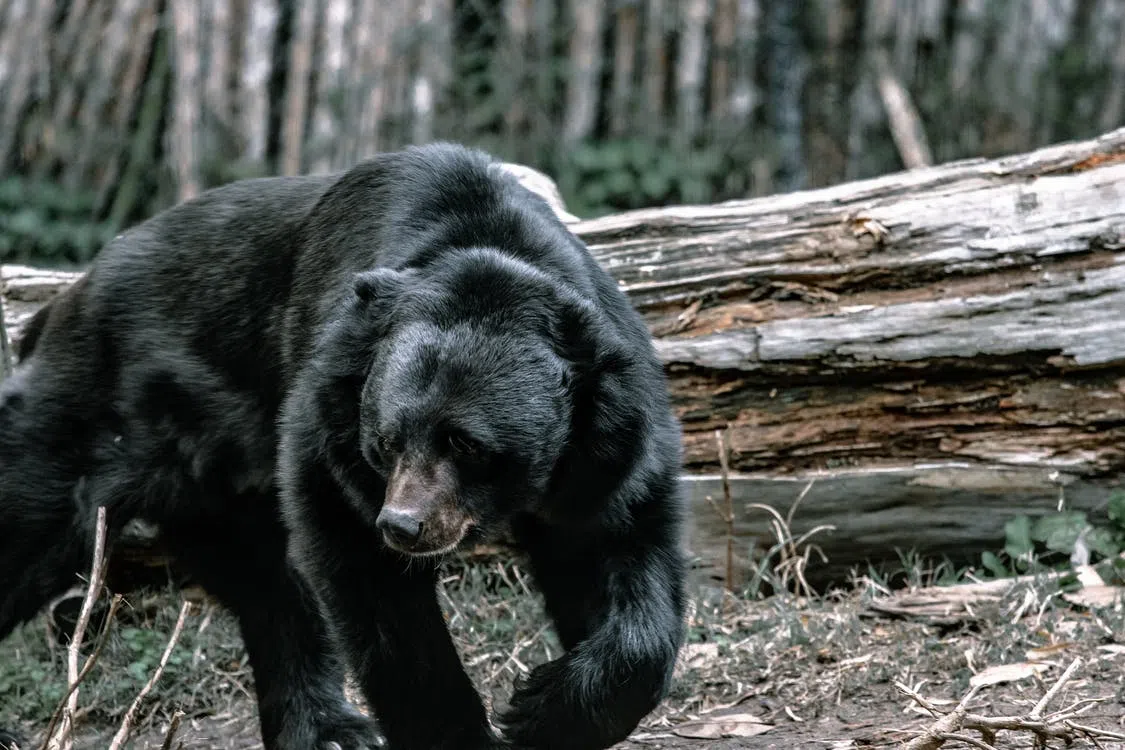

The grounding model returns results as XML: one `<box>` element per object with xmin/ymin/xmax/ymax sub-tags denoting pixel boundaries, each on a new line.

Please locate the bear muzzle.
<box><xmin>378</xmin><ymin>457</ymin><xmax>476</xmax><ymax>556</ymax></box>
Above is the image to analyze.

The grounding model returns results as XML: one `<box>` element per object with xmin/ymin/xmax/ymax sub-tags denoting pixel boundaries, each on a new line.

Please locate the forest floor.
<box><xmin>2</xmin><ymin>557</ymin><xmax>1124</xmax><ymax>750</ymax></box>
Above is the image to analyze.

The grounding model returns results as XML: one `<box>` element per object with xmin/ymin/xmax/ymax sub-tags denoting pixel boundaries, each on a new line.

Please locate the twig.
<box><xmin>713</xmin><ymin>428</ymin><xmax>735</xmax><ymax>592</ymax></box>
<box><xmin>936</xmin><ymin>733</ymin><xmax>996</xmax><ymax>750</ymax></box>
<box><xmin>107</xmin><ymin>600</ymin><xmax>192</xmax><ymax>750</ymax></box>
<box><xmin>897</xmin><ymin>681</ymin><xmax>980</xmax><ymax>750</ymax></box>
<box><xmin>39</xmin><ymin>594</ymin><xmax>123</xmax><ymax>750</ymax></box>
<box><xmin>1029</xmin><ymin>657</ymin><xmax>1081</xmax><ymax>719</ymax></box>
<box><xmin>897</xmin><ymin>661</ymin><xmax>1121</xmax><ymax>749</ymax></box>
<box><xmin>159</xmin><ymin>710</ymin><xmax>185</xmax><ymax>750</ymax></box>
<box><xmin>1065</xmin><ymin>721</ymin><xmax>1125</xmax><ymax>742</ymax></box>
<box><xmin>44</xmin><ymin>505</ymin><xmax>110</xmax><ymax>750</ymax></box>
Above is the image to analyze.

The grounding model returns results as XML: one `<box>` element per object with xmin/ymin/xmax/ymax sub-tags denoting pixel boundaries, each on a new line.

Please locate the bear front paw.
<box><xmin>315</xmin><ymin>712</ymin><xmax>387</xmax><ymax>750</ymax></box>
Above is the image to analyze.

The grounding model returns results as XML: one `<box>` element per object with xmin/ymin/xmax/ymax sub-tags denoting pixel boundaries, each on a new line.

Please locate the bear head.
<box><xmin>348</xmin><ymin>248</ymin><xmax>637</xmax><ymax>557</ymax></box>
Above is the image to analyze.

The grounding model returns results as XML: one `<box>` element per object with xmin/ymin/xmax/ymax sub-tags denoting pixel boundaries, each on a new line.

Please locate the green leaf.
<box><xmin>1108</xmin><ymin>492</ymin><xmax>1125</xmax><ymax>528</ymax></box>
<box><xmin>1085</xmin><ymin>525</ymin><xmax>1122</xmax><ymax>559</ymax></box>
<box><xmin>1031</xmin><ymin>511</ymin><xmax>1087</xmax><ymax>553</ymax></box>
<box><xmin>127</xmin><ymin>660</ymin><xmax>152</xmax><ymax>681</ymax></box>
<box><xmin>981</xmin><ymin>550</ymin><xmax>1010</xmax><ymax>578</ymax></box>
<box><xmin>640</xmin><ymin>171</ymin><xmax>672</xmax><ymax>199</ymax></box>
<box><xmin>605</xmin><ymin>170</ymin><xmax>636</xmax><ymax>196</ymax></box>
<box><xmin>1004</xmin><ymin>515</ymin><xmax>1034</xmax><ymax>559</ymax></box>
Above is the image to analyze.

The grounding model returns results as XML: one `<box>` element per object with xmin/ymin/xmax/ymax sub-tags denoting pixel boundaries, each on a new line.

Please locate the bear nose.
<box><xmin>377</xmin><ymin>509</ymin><xmax>423</xmax><ymax>548</ymax></box>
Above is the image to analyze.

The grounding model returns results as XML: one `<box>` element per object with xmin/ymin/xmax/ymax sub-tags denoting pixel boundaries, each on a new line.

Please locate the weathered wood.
<box><xmin>683</xmin><ymin>466</ymin><xmax>1117</xmax><ymax>588</ymax></box>
<box><xmin>7</xmin><ymin>130</ymin><xmax>1125</xmax><ymax>586</ymax></box>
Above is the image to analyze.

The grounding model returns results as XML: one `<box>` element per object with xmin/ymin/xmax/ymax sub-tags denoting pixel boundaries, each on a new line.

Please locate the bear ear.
<box><xmin>353</xmin><ymin>267</ymin><xmax>411</xmax><ymax>305</ymax></box>
<box><xmin>550</xmin><ymin>292</ymin><xmax>631</xmax><ymax>379</ymax></box>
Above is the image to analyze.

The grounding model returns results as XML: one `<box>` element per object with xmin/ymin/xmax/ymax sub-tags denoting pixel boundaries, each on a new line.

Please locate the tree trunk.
<box><xmin>71</xmin><ymin>0</ymin><xmax>147</xmax><ymax>189</ymax></box>
<box><xmin>411</xmin><ymin>0</ymin><xmax>451</xmax><ymax>146</ymax></box>
<box><xmin>562</xmin><ymin>0</ymin><xmax>605</xmax><ymax>144</ymax></box>
<box><xmin>281</xmin><ymin>0</ymin><xmax>318</xmax><ymax>175</ymax></box>
<box><xmin>609</xmin><ymin>1</ymin><xmax>639</xmax><ymax>138</ymax></box>
<box><xmin>709</xmin><ymin>0</ymin><xmax>736</xmax><ymax>122</ymax></box>
<box><xmin>7</xmin><ymin>129</ymin><xmax>1125</xmax><ymax>587</ymax></box>
<box><xmin>0</xmin><ymin>0</ymin><xmax>53</xmax><ymax>170</ymax></box>
<box><xmin>169</xmin><ymin>0</ymin><xmax>203</xmax><ymax>201</ymax></box>
<box><xmin>641</xmin><ymin>0</ymin><xmax>668</xmax><ymax>136</ymax></box>
<box><xmin>203</xmin><ymin>0</ymin><xmax>234</xmax><ymax>140</ymax></box>
<box><xmin>675</xmin><ymin>0</ymin><xmax>710</xmax><ymax>145</ymax></box>
<box><xmin>498</xmin><ymin>0</ymin><xmax>531</xmax><ymax>149</ymax></box>
<box><xmin>309</xmin><ymin>0</ymin><xmax>352</xmax><ymax>173</ymax></box>
<box><xmin>98</xmin><ymin>1</ymin><xmax>160</xmax><ymax>201</ymax></box>
<box><xmin>238</xmin><ymin>0</ymin><xmax>279</xmax><ymax>163</ymax></box>
<box><xmin>766</xmin><ymin>0</ymin><xmax>807</xmax><ymax>191</ymax></box>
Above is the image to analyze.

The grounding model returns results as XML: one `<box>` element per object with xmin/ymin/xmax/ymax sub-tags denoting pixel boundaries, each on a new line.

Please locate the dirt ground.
<box><xmin>2</xmin><ymin>560</ymin><xmax>1124</xmax><ymax>750</ymax></box>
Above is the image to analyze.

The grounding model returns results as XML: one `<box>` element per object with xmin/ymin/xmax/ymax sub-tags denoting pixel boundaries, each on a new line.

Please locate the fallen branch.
<box><xmin>107</xmin><ymin>599</ymin><xmax>192</xmax><ymax>750</ymax></box>
<box><xmin>866</xmin><ymin>554</ymin><xmax>1125</xmax><ymax>625</ymax></box>
<box><xmin>896</xmin><ymin>658</ymin><xmax>1124</xmax><ymax>749</ymax></box>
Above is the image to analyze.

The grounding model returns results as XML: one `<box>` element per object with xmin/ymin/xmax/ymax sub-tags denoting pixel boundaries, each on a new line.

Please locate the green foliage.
<box><xmin>980</xmin><ymin>497</ymin><xmax>1125</xmax><ymax>580</ymax></box>
<box><xmin>118</xmin><ymin>625</ymin><xmax>188</xmax><ymax>683</ymax></box>
<box><xmin>553</xmin><ymin>139</ymin><xmax>729</xmax><ymax>218</ymax></box>
<box><xmin>0</xmin><ymin>177</ymin><xmax>116</xmax><ymax>265</ymax></box>
<box><xmin>0</xmin><ymin>625</ymin><xmax>67</xmax><ymax>722</ymax></box>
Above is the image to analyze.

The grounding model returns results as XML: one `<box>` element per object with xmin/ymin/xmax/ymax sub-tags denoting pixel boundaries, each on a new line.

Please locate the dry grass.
<box><xmin>2</xmin><ymin>543</ymin><xmax>1123</xmax><ymax>749</ymax></box>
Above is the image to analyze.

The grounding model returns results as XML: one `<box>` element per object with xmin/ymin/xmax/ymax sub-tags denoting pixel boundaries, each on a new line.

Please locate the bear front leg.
<box><xmin>286</xmin><ymin>485</ymin><xmax>502</xmax><ymax>750</ymax></box>
<box><xmin>161</xmin><ymin>505</ymin><xmax>386</xmax><ymax>750</ymax></box>
<box><xmin>500</xmin><ymin>514</ymin><xmax>688</xmax><ymax>750</ymax></box>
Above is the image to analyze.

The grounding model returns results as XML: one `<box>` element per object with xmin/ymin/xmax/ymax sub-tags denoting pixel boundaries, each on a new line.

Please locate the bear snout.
<box><xmin>380</xmin><ymin>458</ymin><xmax>475</xmax><ymax>556</ymax></box>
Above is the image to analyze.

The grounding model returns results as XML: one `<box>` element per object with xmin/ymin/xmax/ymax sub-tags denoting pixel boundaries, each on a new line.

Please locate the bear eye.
<box><xmin>375</xmin><ymin>433</ymin><xmax>395</xmax><ymax>456</ymax></box>
<box><xmin>447</xmin><ymin>430</ymin><xmax>485</xmax><ymax>459</ymax></box>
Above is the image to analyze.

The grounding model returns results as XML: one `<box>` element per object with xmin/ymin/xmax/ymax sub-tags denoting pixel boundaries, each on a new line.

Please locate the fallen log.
<box><xmin>6</xmin><ymin>131</ymin><xmax>1125</xmax><ymax>588</ymax></box>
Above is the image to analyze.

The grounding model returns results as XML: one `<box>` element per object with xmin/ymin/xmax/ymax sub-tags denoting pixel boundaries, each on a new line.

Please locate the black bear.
<box><xmin>0</xmin><ymin>143</ymin><xmax>687</xmax><ymax>750</ymax></box>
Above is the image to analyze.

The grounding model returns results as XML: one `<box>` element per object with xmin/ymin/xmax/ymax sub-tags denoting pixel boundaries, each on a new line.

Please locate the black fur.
<box><xmin>0</xmin><ymin>143</ymin><xmax>687</xmax><ymax>750</ymax></box>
